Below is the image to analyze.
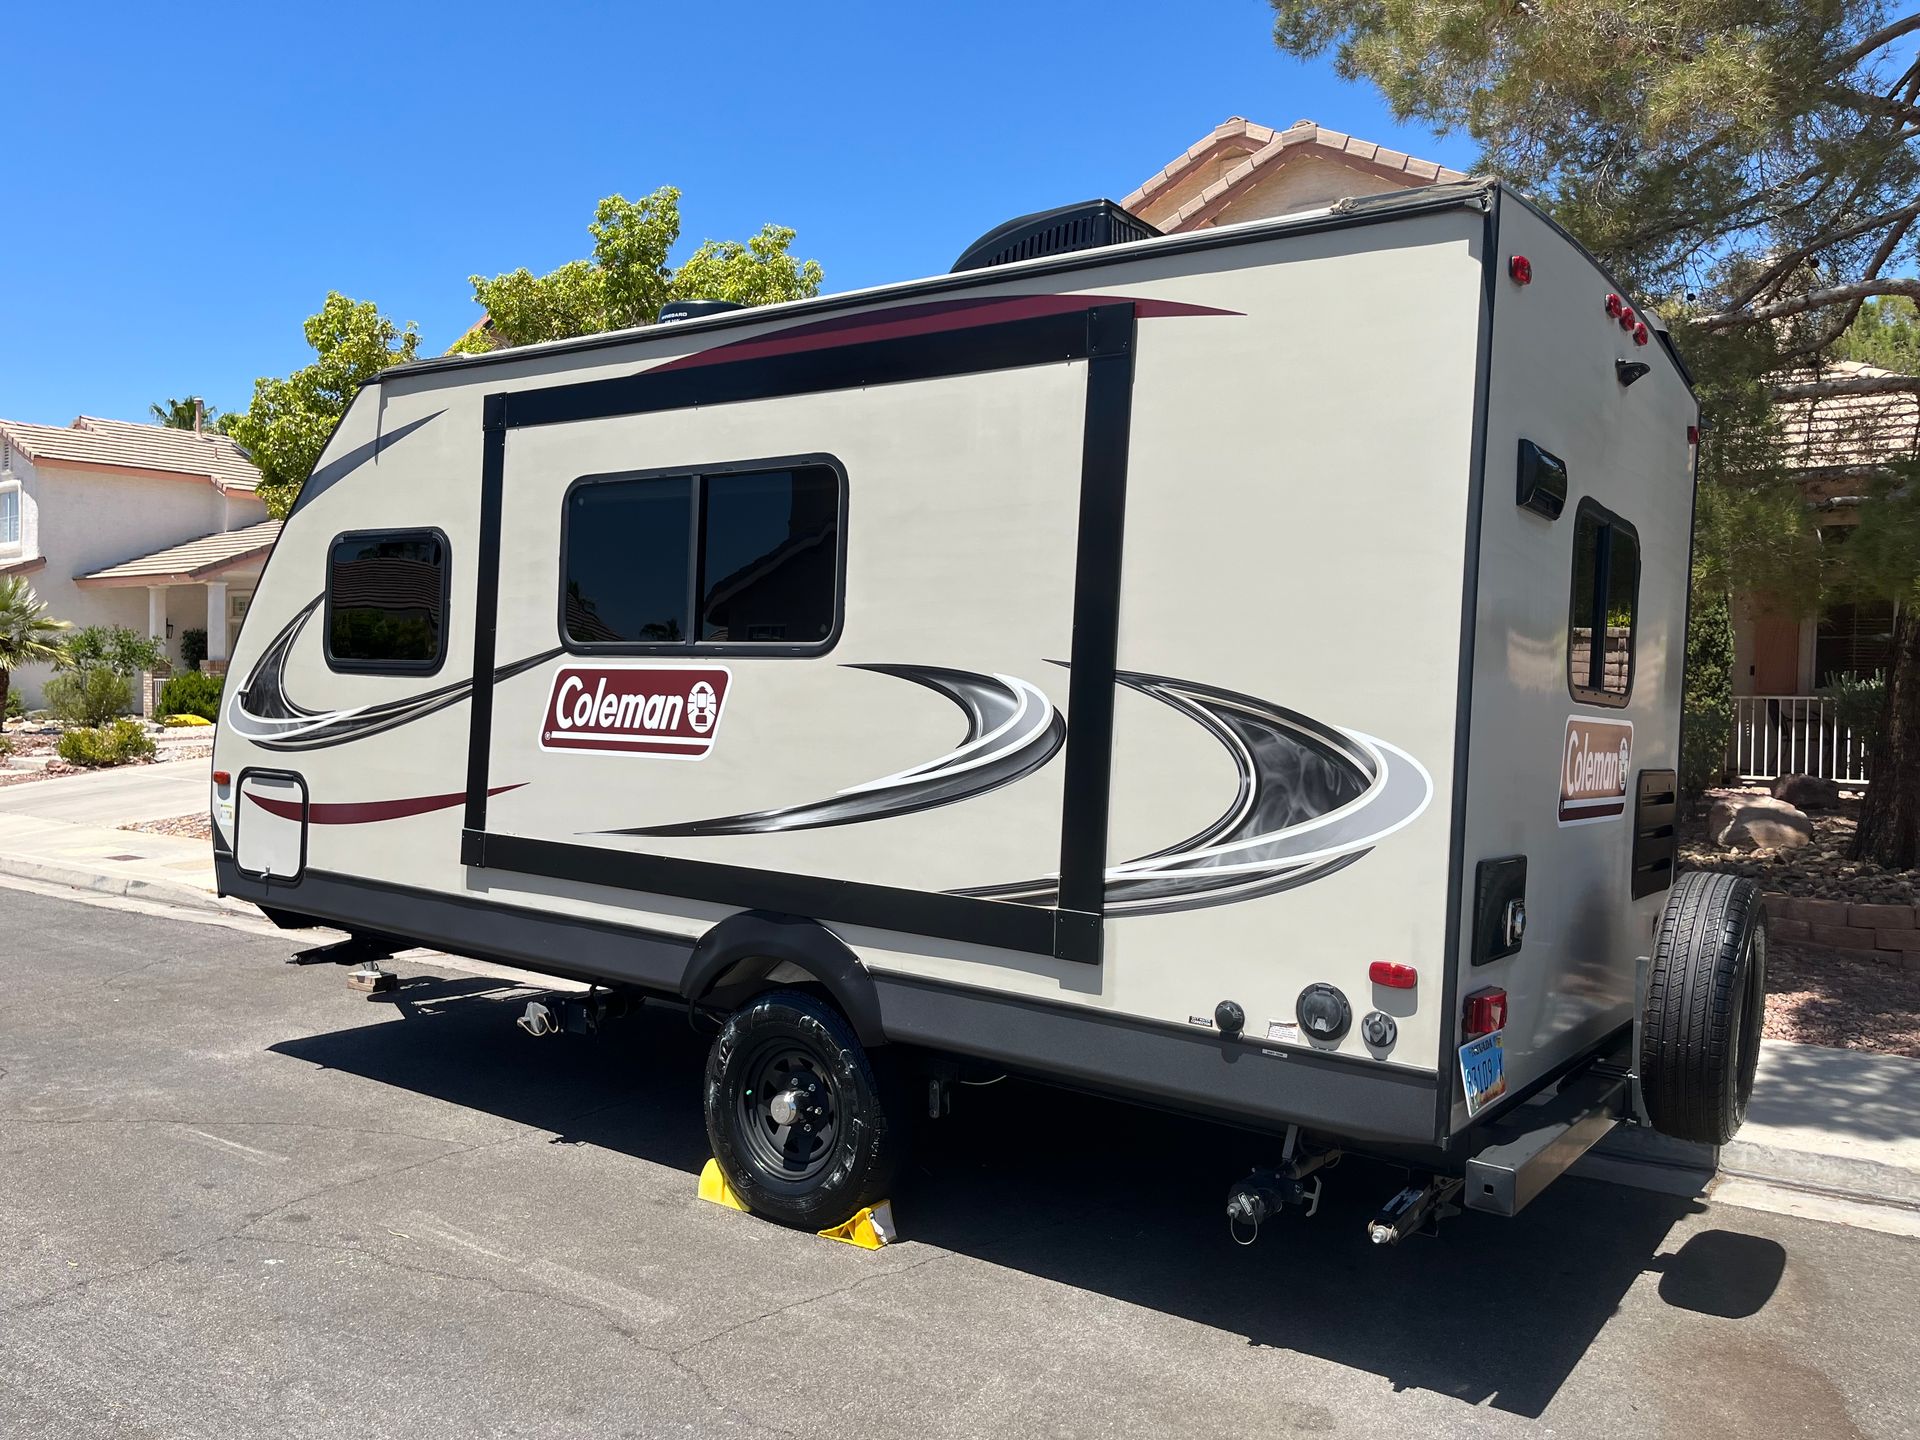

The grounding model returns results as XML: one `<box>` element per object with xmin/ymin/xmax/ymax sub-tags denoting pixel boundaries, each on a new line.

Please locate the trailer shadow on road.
<box><xmin>272</xmin><ymin>974</ymin><xmax>1788</xmax><ymax>1420</ymax></box>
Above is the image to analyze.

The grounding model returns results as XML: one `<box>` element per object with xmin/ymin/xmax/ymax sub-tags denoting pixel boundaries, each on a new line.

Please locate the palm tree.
<box><xmin>148</xmin><ymin>397</ymin><xmax>218</xmax><ymax>431</ymax></box>
<box><xmin>0</xmin><ymin>578</ymin><xmax>69</xmax><ymax>720</ymax></box>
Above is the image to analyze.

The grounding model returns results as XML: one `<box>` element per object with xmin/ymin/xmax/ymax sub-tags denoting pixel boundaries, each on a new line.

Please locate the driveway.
<box><xmin>2</xmin><ymin>885</ymin><xmax>1916</xmax><ymax>1438</ymax></box>
<box><xmin>0</xmin><ymin>752</ymin><xmax>209</xmax><ymax>824</ymax></box>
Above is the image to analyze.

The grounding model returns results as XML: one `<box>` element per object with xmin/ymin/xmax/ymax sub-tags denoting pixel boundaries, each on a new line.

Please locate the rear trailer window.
<box><xmin>563</xmin><ymin>461</ymin><xmax>842</xmax><ymax>652</ymax></box>
<box><xmin>325</xmin><ymin>530</ymin><xmax>449</xmax><ymax>671</ymax></box>
<box><xmin>1568</xmin><ymin>502</ymin><xmax>1640</xmax><ymax>705</ymax></box>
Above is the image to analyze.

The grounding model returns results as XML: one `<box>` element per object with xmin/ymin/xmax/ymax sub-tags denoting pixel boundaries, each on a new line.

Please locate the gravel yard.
<box><xmin>1678</xmin><ymin>785</ymin><xmax>1920</xmax><ymax>1057</ymax></box>
<box><xmin>119</xmin><ymin>811</ymin><xmax>212</xmax><ymax>840</ymax></box>
<box><xmin>1678</xmin><ymin>784</ymin><xmax>1917</xmax><ymax>906</ymax></box>
<box><xmin>1765</xmin><ymin>941</ymin><xmax>1920</xmax><ymax>1057</ymax></box>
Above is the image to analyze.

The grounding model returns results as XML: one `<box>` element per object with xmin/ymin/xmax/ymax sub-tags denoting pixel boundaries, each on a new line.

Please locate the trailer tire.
<box><xmin>1639</xmin><ymin>872</ymin><xmax>1767</xmax><ymax>1146</ymax></box>
<box><xmin>704</xmin><ymin>989</ymin><xmax>900</xmax><ymax>1229</ymax></box>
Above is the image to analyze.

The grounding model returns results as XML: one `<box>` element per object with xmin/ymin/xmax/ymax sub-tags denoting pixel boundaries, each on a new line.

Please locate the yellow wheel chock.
<box><xmin>696</xmin><ymin>1159</ymin><xmax>896</xmax><ymax>1249</ymax></box>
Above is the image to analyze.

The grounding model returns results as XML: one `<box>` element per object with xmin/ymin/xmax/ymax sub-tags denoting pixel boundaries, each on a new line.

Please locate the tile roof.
<box><xmin>77</xmin><ymin>519</ymin><xmax>282</xmax><ymax>586</ymax></box>
<box><xmin>1122</xmin><ymin>117</ymin><xmax>1471</xmax><ymax>233</ymax></box>
<box><xmin>1775</xmin><ymin>360</ymin><xmax>1920</xmax><ymax>479</ymax></box>
<box><xmin>0</xmin><ymin>415</ymin><xmax>261</xmax><ymax>492</ymax></box>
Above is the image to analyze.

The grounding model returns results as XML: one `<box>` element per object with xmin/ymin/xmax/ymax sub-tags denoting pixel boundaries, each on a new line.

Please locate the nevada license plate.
<box><xmin>1459</xmin><ymin>1031</ymin><xmax>1507</xmax><ymax>1118</ymax></box>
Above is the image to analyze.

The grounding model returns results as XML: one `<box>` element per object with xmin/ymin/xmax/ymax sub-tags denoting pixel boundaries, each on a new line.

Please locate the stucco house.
<box><xmin>0</xmin><ymin>415</ymin><xmax>277</xmax><ymax>709</ymax></box>
<box><xmin>1126</xmin><ymin>117</ymin><xmax>1894</xmax><ymax>781</ymax></box>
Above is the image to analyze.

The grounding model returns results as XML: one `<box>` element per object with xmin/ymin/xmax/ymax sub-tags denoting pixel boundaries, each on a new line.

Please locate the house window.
<box><xmin>1816</xmin><ymin>600</ymin><xmax>1897</xmax><ymax>684</ymax></box>
<box><xmin>0</xmin><ymin>489</ymin><xmax>18</xmax><ymax>547</ymax></box>
<box><xmin>325</xmin><ymin>530</ymin><xmax>450</xmax><ymax>672</ymax></box>
<box><xmin>1568</xmin><ymin>501</ymin><xmax>1640</xmax><ymax>706</ymax></box>
<box><xmin>562</xmin><ymin>459</ymin><xmax>843</xmax><ymax>652</ymax></box>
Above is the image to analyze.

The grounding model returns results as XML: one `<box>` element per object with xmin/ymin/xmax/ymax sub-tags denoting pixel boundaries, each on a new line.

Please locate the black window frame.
<box><xmin>323</xmin><ymin>526</ymin><xmax>453</xmax><ymax>676</ymax></box>
<box><xmin>557</xmin><ymin>452</ymin><xmax>848</xmax><ymax>657</ymax></box>
<box><xmin>1565</xmin><ymin>498</ymin><xmax>1640</xmax><ymax>708</ymax></box>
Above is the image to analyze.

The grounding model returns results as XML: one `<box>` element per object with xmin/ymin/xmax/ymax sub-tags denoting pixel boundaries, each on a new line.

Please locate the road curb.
<box><xmin>1573</xmin><ymin>1119</ymin><xmax>1920</xmax><ymax>1216</ymax></box>
<box><xmin>0</xmin><ymin>851</ymin><xmax>245</xmax><ymax>917</ymax></box>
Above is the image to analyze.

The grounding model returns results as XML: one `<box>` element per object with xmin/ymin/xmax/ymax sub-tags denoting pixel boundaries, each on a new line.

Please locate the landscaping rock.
<box><xmin>1709</xmin><ymin>794</ymin><xmax>1815</xmax><ymax>851</ymax></box>
<box><xmin>1771</xmin><ymin>773</ymin><xmax>1844</xmax><ymax>810</ymax></box>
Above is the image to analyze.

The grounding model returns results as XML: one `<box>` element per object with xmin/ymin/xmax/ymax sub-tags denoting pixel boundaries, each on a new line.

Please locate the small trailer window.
<box><xmin>325</xmin><ymin>530</ymin><xmax>449</xmax><ymax>673</ymax></box>
<box><xmin>1567</xmin><ymin>501</ymin><xmax>1639</xmax><ymax>705</ymax></box>
<box><xmin>563</xmin><ymin>459</ymin><xmax>842</xmax><ymax>653</ymax></box>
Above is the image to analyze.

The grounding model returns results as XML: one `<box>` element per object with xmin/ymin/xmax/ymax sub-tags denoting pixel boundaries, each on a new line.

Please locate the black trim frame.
<box><xmin>1565</xmin><ymin>497</ymin><xmax>1642</xmax><ymax>708</ymax></box>
<box><xmin>1434</xmin><ymin>187</ymin><xmax>1502</xmax><ymax>1145</ymax></box>
<box><xmin>460</xmin><ymin>304</ymin><xmax>1140</xmax><ymax>965</ymax></box>
<box><xmin>323</xmin><ymin>527</ymin><xmax>454</xmax><ymax>676</ymax></box>
<box><xmin>556</xmin><ymin>453</ymin><xmax>849</xmax><ymax>658</ymax></box>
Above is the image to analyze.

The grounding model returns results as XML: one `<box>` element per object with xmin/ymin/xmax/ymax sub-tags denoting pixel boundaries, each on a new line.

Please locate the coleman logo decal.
<box><xmin>1559</xmin><ymin>715</ymin><xmax>1633</xmax><ymax>824</ymax></box>
<box><xmin>540</xmin><ymin>666</ymin><xmax>731</xmax><ymax>758</ymax></box>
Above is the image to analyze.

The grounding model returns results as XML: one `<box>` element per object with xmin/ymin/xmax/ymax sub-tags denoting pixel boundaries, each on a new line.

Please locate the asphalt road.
<box><xmin>0</xmin><ymin>752</ymin><xmax>208</xmax><ymax>824</ymax></box>
<box><xmin>2</xmin><ymin>885</ymin><xmax>1916</xmax><ymax>1439</ymax></box>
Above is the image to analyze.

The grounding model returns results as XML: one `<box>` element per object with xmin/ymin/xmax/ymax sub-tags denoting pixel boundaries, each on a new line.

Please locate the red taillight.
<box><xmin>1604</xmin><ymin>293</ymin><xmax>1623</xmax><ymax>318</ymax></box>
<box><xmin>212</xmin><ymin>770</ymin><xmax>231</xmax><ymax>787</ymax></box>
<box><xmin>1633</xmin><ymin>321</ymin><xmax>1650</xmax><ymax>345</ymax></box>
<box><xmin>1687</xmin><ymin>424</ymin><xmax>1700</xmax><ymax>445</ymax></box>
<box><xmin>1618</xmin><ymin>305</ymin><xmax>1636</xmax><ymax>331</ymax></box>
<box><xmin>1508</xmin><ymin>255</ymin><xmax>1532</xmax><ymax>285</ymax></box>
<box><xmin>1369</xmin><ymin>961</ymin><xmax>1418</xmax><ymax>989</ymax></box>
<box><xmin>1463</xmin><ymin>987</ymin><xmax>1508</xmax><ymax>1039</ymax></box>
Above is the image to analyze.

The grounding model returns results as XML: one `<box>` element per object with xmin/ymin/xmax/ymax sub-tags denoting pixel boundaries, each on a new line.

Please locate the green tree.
<box><xmin>147</xmin><ymin>397</ymin><xmax>220</xmax><ymax>431</ymax></box>
<box><xmin>1270</xmin><ymin>2</ymin><xmax>1920</xmax><ymax>865</ymax></box>
<box><xmin>1836</xmin><ymin>296</ymin><xmax>1920</xmax><ymax>371</ymax></box>
<box><xmin>452</xmin><ymin>188</ymin><xmax>823</xmax><ymax>353</ymax></box>
<box><xmin>224</xmin><ymin>294</ymin><xmax>421</xmax><ymax>516</ymax></box>
<box><xmin>0</xmin><ymin>577</ymin><xmax>69</xmax><ymax>719</ymax></box>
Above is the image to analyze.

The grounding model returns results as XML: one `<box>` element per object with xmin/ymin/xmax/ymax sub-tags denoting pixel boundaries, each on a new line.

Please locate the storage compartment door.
<box><xmin>237</xmin><ymin>772</ymin><xmax>307</xmax><ymax>880</ymax></box>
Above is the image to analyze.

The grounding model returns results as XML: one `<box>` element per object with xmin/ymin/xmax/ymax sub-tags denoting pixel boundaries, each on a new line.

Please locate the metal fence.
<box><xmin>1728</xmin><ymin>695</ymin><xmax>1871</xmax><ymax>784</ymax></box>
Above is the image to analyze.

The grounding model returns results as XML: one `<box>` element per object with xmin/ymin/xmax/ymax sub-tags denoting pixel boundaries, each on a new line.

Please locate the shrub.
<box><xmin>56</xmin><ymin>718</ymin><xmax>155</xmax><ymax>768</ymax></box>
<box><xmin>3</xmin><ymin>692</ymin><xmax>21</xmax><ymax>722</ymax></box>
<box><xmin>60</xmin><ymin>625</ymin><xmax>167</xmax><ymax>677</ymax></box>
<box><xmin>180</xmin><ymin>627</ymin><xmax>208</xmax><ymax>671</ymax></box>
<box><xmin>0</xmin><ymin>734</ymin><xmax>11</xmax><ymax>758</ymax></box>
<box><xmin>1819</xmin><ymin>671</ymin><xmax>1886</xmax><ymax>773</ymax></box>
<box><xmin>158</xmin><ymin>669</ymin><xmax>224</xmax><ymax>722</ymax></box>
<box><xmin>1681</xmin><ymin>589</ymin><xmax>1736</xmax><ymax>803</ymax></box>
<box><xmin>45</xmin><ymin>667</ymin><xmax>134</xmax><ymax>727</ymax></box>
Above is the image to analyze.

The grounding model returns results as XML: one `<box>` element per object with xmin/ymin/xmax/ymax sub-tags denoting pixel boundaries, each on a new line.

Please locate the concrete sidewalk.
<box><xmin>0</xmin><ymin>810</ymin><xmax>232</xmax><ymax>913</ymax></box>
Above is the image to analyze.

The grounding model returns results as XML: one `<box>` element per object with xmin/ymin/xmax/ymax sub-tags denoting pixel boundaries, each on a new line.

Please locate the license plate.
<box><xmin>1459</xmin><ymin>1031</ymin><xmax>1507</xmax><ymax>1117</ymax></box>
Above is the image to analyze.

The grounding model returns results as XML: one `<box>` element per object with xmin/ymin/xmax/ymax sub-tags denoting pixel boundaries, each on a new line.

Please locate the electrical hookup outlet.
<box><xmin>695</xmin><ymin>1159</ymin><xmax>897</xmax><ymax>1250</ymax></box>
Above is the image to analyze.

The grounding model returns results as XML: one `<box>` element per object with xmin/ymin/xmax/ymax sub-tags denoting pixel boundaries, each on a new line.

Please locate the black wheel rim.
<box><xmin>735</xmin><ymin>1038</ymin><xmax>839</xmax><ymax>1184</ymax></box>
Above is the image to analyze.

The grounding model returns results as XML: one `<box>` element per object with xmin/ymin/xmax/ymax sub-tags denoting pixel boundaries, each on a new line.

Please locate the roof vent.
<box><xmin>951</xmin><ymin>199</ymin><xmax>1160</xmax><ymax>273</ymax></box>
<box><xmin>657</xmin><ymin>299</ymin><xmax>747</xmax><ymax>324</ymax></box>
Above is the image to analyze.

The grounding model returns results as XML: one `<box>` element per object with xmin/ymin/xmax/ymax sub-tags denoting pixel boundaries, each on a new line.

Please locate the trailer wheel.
<box><xmin>1640</xmin><ymin>872</ymin><xmax>1767</xmax><ymax>1146</ymax></box>
<box><xmin>703</xmin><ymin>989</ymin><xmax>900</xmax><ymax>1229</ymax></box>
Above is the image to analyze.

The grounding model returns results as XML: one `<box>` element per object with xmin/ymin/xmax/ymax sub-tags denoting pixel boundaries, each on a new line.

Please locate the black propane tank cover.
<box><xmin>1296</xmin><ymin>984</ymin><xmax>1352</xmax><ymax>1043</ymax></box>
<box><xmin>1214</xmin><ymin>1000</ymin><xmax>1245</xmax><ymax>1038</ymax></box>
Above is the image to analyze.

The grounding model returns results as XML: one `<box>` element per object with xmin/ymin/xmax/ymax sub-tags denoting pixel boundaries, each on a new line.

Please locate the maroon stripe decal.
<box><xmin>652</xmin><ymin>294</ymin><xmax>1240</xmax><ymax>374</ymax></box>
<box><xmin>246</xmin><ymin>783</ymin><xmax>523</xmax><ymax>824</ymax></box>
<box><xmin>1557</xmin><ymin>798</ymin><xmax>1625</xmax><ymax>822</ymax></box>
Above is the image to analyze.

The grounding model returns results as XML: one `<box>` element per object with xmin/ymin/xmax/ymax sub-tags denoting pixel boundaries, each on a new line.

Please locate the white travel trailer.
<box><xmin>213</xmin><ymin>182</ymin><xmax>1766</xmax><ymax>1239</ymax></box>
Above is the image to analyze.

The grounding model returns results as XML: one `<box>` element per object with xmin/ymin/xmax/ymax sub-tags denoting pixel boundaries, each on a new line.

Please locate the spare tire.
<box><xmin>1640</xmin><ymin>872</ymin><xmax>1767</xmax><ymax>1145</ymax></box>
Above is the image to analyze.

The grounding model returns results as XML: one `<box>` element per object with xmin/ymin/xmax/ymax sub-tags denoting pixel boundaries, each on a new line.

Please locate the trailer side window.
<box><xmin>563</xmin><ymin>459</ymin><xmax>842</xmax><ymax>653</ymax></box>
<box><xmin>325</xmin><ymin>530</ymin><xmax>449</xmax><ymax>673</ymax></box>
<box><xmin>1567</xmin><ymin>502</ymin><xmax>1639</xmax><ymax>705</ymax></box>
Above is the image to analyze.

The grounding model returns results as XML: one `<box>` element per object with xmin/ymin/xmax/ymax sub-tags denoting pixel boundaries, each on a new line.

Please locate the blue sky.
<box><xmin>2</xmin><ymin>1</ymin><xmax>1474</xmax><ymax>427</ymax></box>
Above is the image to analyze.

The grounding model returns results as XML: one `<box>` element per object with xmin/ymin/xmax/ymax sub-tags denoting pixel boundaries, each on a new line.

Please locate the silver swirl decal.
<box><xmin>601</xmin><ymin>664</ymin><xmax>1066</xmax><ymax>837</ymax></box>
<box><xmin>955</xmin><ymin>670</ymin><xmax>1433</xmax><ymax>916</ymax></box>
<box><xmin>225</xmin><ymin>597</ymin><xmax>561</xmax><ymax>752</ymax></box>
